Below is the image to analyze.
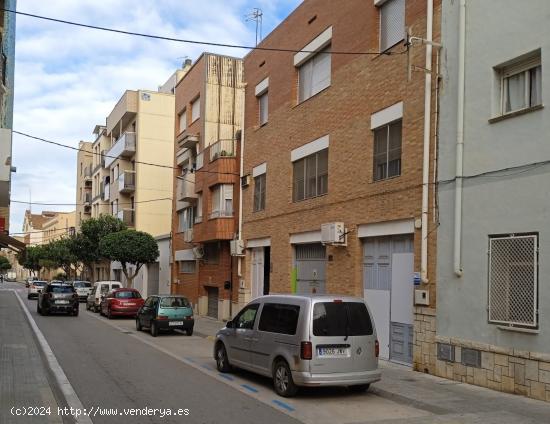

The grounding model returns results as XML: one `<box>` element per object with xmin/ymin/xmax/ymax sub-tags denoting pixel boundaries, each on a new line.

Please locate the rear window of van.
<box><xmin>313</xmin><ymin>302</ymin><xmax>373</xmax><ymax>337</ymax></box>
<box><xmin>258</xmin><ymin>303</ymin><xmax>300</xmax><ymax>335</ymax></box>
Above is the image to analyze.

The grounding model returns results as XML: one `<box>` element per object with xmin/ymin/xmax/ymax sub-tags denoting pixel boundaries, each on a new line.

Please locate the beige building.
<box><xmin>90</xmin><ymin>125</ymin><xmax>111</xmax><ymax>219</ymax></box>
<box><xmin>75</xmin><ymin>141</ymin><xmax>93</xmax><ymax>230</ymax></box>
<box><xmin>41</xmin><ymin>211</ymin><xmax>76</xmax><ymax>244</ymax></box>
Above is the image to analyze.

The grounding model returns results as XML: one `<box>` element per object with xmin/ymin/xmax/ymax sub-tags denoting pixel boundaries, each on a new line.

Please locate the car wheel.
<box><xmin>85</xmin><ymin>303</ymin><xmax>90</xmax><ymax>311</ymax></box>
<box><xmin>136</xmin><ymin>318</ymin><xmax>142</xmax><ymax>331</ymax></box>
<box><xmin>37</xmin><ymin>302</ymin><xmax>41</xmax><ymax>315</ymax></box>
<box><xmin>215</xmin><ymin>343</ymin><xmax>232</xmax><ymax>373</ymax></box>
<box><xmin>73</xmin><ymin>308</ymin><xmax>79</xmax><ymax>317</ymax></box>
<box><xmin>348</xmin><ymin>384</ymin><xmax>370</xmax><ymax>393</ymax></box>
<box><xmin>273</xmin><ymin>360</ymin><xmax>298</xmax><ymax>397</ymax></box>
<box><xmin>43</xmin><ymin>307</ymin><xmax>49</xmax><ymax>316</ymax></box>
<box><xmin>185</xmin><ymin>328</ymin><xmax>193</xmax><ymax>336</ymax></box>
<box><xmin>150</xmin><ymin>321</ymin><xmax>158</xmax><ymax>337</ymax></box>
<box><xmin>27</xmin><ymin>294</ymin><xmax>31</xmax><ymax>299</ymax></box>
<box><xmin>107</xmin><ymin>307</ymin><xmax>113</xmax><ymax>320</ymax></box>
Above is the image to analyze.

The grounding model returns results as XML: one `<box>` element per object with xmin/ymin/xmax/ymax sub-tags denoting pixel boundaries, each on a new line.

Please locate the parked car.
<box><xmin>37</xmin><ymin>282</ymin><xmax>79</xmax><ymax>316</ymax></box>
<box><xmin>86</xmin><ymin>281</ymin><xmax>122</xmax><ymax>312</ymax></box>
<box><xmin>25</xmin><ymin>277</ymin><xmax>37</xmax><ymax>288</ymax></box>
<box><xmin>135</xmin><ymin>295</ymin><xmax>194</xmax><ymax>337</ymax></box>
<box><xmin>72</xmin><ymin>281</ymin><xmax>92</xmax><ymax>302</ymax></box>
<box><xmin>213</xmin><ymin>295</ymin><xmax>381</xmax><ymax>397</ymax></box>
<box><xmin>100</xmin><ymin>288</ymin><xmax>144</xmax><ymax>319</ymax></box>
<box><xmin>27</xmin><ymin>281</ymin><xmax>48</xmax><ymax>299</ymax></box>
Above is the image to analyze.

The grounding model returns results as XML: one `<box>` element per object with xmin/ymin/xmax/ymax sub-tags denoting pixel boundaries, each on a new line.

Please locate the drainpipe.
<box><xmin>236</xmin><ymin>83</ymin><xmax>246</xmax><ymax>317</ymax></box>
<box><xmin>420</xmin><ymin>0</ymin><xmax>434</xmax><ymax>284</ymax></box>
<box><xmin>454</xmin><ymin>0</ymin><xmax>466</xmax><ymax>277</ymax></box>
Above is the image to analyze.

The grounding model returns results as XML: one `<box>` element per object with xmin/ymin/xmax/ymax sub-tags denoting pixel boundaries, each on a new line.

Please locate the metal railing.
<box><xmin>104</xmin><ymin>132</ymin><xmax>136</xmax><ymax>168</ymax></box>
<box><xmin>209</xmin><ymin>139</ymin><xmax>236</xmax><ymax>162</ymax></box>
<box><xmin>118</xmin><ymin>171</ymin><xmax>136</xmax><ymax>193</ymax></box>
<box><xmin>117</xmin><ymin>209</ymin><xmax>135</xmax><ymax>226</ymax></box>
<box><xmin>196</xmin><ymin>151</ymin><xmax>204</xmax><ymax>170</ymax></box>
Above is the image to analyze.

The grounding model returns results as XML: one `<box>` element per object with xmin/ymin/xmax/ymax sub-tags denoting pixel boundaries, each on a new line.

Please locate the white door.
<box><xmin>250</xmin><ymin>248</ymin><xmax>264</xmax><ymax>300</ymax></box>
<box><xmin>390</xmin><ymin>253</ymin><xmax>414</xmax><ymax>364</ymax></box>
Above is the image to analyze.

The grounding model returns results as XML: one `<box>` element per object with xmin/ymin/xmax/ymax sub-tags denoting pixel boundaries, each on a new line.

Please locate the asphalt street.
<box><xmin>18</xmin><ymin>287</ymin><xmax>300</xmax><ymax>424</ymax></box>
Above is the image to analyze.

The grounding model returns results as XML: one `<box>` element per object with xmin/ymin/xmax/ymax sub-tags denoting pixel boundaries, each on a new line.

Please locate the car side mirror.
<box><xmin>226</xmin><ymin>320</ymin><xmax>234</xmax><ymax>329</ymax></box>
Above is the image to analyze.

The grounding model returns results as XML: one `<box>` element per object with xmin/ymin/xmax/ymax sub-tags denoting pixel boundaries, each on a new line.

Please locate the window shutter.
<box><xmin>191</xmin><ymin>97</ymin><xmax>200</xmax><ymax>121</ymax></box>
<box><xmin>380</xmin><ymin>0</ymin><xmax>405</xmax><ymax>51</ymax></box>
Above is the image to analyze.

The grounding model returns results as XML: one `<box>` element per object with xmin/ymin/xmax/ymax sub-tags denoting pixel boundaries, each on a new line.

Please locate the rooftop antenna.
<box><xmin>245</xmin><ymin>8</ymin><xmax>263</xmax><ymax>46</ymax></box>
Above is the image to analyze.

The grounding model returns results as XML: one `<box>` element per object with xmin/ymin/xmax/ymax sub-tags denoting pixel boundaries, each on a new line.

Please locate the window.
<box><xmin>178</xmin><ymin>261</ymin><xmax>196</xmax><ymax>274</ymax></box>
<box><xmin>313</xmin><ymin>302</ymin><xmax>373</xmax><ymax>336</ymax></box>
<box><xmin>499</xmin><ymin>56</ymin><xmax>542</xmax><ymax>115</ymax></box>
<box><xmin>211</xmin><ymin>184</ymin><xmax>233</xmax><ymax>218</ymax></box>
<box><xmin>373</xmin><ymin>120</ymin><xmax>402</xmax><ymax>181</ymax></box>
<box><xmin>195</xmin><ymin>193</ymin><xmax>203</xmax><ymax>223</ymax></box>
<box><xmin>258</xmin><ymin>303</ymin><xmax>300</xmax><ymax>335</ymax></box>
<box><xmin>234</xmin><ymin>304</ymin><xmax>260</xmax><ymax>329</ymax></box>
<box><xmin>178</xmin><ymin>207</ymin><xmax>194</xmax><ymax>232</ymax></box>
<box><xmin>293</xmin><ymin>149</ymin><xmax>328</xmax><ymax>201</ymax></box>
<box><xmin>258</xmin><ymin>92</ymin><xmax>268</xmax><ymax>125</ymax></box>
<box><xmin>160</xmin><ymin>296</ymin><xmax>190</xmax><ymax>308</ymax></box>
<box><xmin>298</xmin><ymin>45</ymin><xmax>331</xmax><ymax>102</ymax></box>
<box><xmin>253</xmin><ymin>173</ymin><xmax>266</xmax><ymax>212</ymax></box>
<box><xmin>488</xmin><ymin>234</ymin><xmax>538</xmax><ymax>328</ymax></box>
<box><xmin>179</xmin><ymin>109</ymin><xmax>187</xmax><ymax>132</ymax></box>
<box><xmin>191</xmin><ymin>97</ymin><xmax>200</xmax><ymax>122</ymax></box>
<box><xmin>380</xmin><ymin>0</ymin><xmax>405</xmax><ymax>51</ymax></box>
<box><xmin>203</xmin><ymin>242</ymin><xmax>220</xmax><ymax>264</ymax></box>
<box><xmin>115</xmin><ymin>291</ymin><xmax>141</xmax><ymax>299</ymax></box>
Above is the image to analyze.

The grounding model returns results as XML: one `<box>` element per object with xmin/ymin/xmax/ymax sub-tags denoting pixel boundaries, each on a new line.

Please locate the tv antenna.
<box><xmin>245</xmin><ymin>8</ymin><xmax>263</xmax><ymax>46</ymax></box>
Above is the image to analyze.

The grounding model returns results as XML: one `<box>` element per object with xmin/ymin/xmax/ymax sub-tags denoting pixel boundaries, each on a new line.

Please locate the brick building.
<box><xmin>170</xmin><ymin>53</ymin><xmax>244</xmax><ymax>320</ymax></box>
<box><xmin>240</xmin><ymin>0</ymin><xmax>440</xmax><ymax>371</ymax></box>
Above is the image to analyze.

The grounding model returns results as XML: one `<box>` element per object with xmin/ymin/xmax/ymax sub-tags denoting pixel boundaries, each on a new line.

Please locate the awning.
<box><xmin>0</xmin><ymin>232</ymin><xmax>26</xmax><ymax>253</ymax></box>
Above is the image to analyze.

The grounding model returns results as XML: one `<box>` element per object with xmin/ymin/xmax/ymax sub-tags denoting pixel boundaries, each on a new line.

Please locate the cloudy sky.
<box><xmin>9</xmin><ymin>0</ymin><xmax>301</xmax><ymax>233</ymax></box>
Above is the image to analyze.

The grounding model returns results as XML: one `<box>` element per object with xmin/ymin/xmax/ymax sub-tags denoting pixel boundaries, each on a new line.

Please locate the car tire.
<box><xmin>136</xmin><ymin>318</ymin><xmax>142</xmax><ymax>331</ymax></box>
<box><xmin>37</xmin><ymin>302</ymin><xmax>41</xmax><ymax>315</ymax></box>
<box><xmin>85</xmin><ymin>303</ymin><xmax>90</xmax><ymax>311</ymax></box>
<box><xmin>43</xmin><ymin>307</ymin><xmax>49</xmax><ymax>316</ymax></box>
<box><xmin>27</xmin><ymin>294</ymin><xmax>31</xmax><ymax>299</ymax></box>
<box><xmin>150</xmin><ymin>321</ymin><xmax>158</xmax><ymax>337</ymax></box>
<box><xmin>94</xmin><ymin>305</ymin><xmax>99</xmax><ymax>313</ymax></box>
<box><xmin>107</xmin><ymin>307</ymin><xmax>112</xmax><ymax>320</ymax></box>
<box><xmin>273</xmin><ymin>360</ymin><xmax>298</xmax><ymax>397</ymax></box>
<box><xmin>215</xmin><ymin>343</ymin><xmax>232</xmax><ymax>373</ymax></box>
<box><xmin>185</xmin><ymin>328</ymin><xmax>193</xmax><ymax>336</ymax></box>
<box><xmin>348</xmin><ymin>384</ymin><xmax>370</xmax><ymax>393</ymax></box>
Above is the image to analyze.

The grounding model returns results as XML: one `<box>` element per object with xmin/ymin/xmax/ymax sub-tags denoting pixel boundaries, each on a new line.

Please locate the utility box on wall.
<box><xmin>321</xmin><ymin>222</ymin><xmax>346</xmax><ymax>246</ymax></box>
<box><xmin>414</xmin><ymin>289</ymin><xmax>430</xmax><ymax>306</ymax></box>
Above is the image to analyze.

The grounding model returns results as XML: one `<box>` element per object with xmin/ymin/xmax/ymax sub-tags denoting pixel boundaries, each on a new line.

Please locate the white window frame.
<box><xmin>372</xmin><ymin>119</ymin><xmax>402</xmax><ymax>181</ymax></box>
<box><xmin>253</xmin><ymin>173</ymin><xmax>266</xmax><ymax>212</ymax></box>
<box><xmin>179</xmin><ymin>109</ymin><xmax>187</xmax><ymax>133</ymax></box>
<box><xmin>210</xmin><ymin>184</ymin><xmax>233</xmax><ymax>218</ymax></box>
<box><xmin>195</xmin><ymin>193</ymin><xmax>203</xmax><ymax>223</ymax></box>
<box><xmin>258</xmin><ymin>92</ymin><xmax>268</xmax><ymax>126</ymax></box>
<box><xmin>191</xmin><ymin>97</ymin><xmax>200</xmax><ymax>122</ymax></box>
<box><xmin>488</xmin><ymin>234</ymin><xmax>538</xmax><ymax>328</ymax></box>
<box><xmin>499</xmin><ymin>56</ymin><xmax>542</xmax><ymax>115</ymax></box>
<box><xmin>178</xmin><ymin>207</ymin><xmax>194</xmax><ymax>232</ymax></box>
<box><xmin>298</xmin><ymin>45</ymin><xmax>332</xmax><ymax>103</ymax></box>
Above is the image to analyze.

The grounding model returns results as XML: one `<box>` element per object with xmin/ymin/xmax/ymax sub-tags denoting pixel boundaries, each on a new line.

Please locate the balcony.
<box><xmin>176</xmin><ymin>173</ymin><xmax>197</xmax><ymax>202</ymax></box>
<box><xmin>83</xmin><ymin>165</ymin><xmax>92</xmax><ymax>181</ymax></box>
<box><xmin>176</xmin><ymin>148</ymin><xmax>193</xmax><ymax>167</ymax></box>
<box><xmin>83</xmin><ymin>192</ymin><xmax>91</xmax><ymax>206</ymax></box>
<box><xmin>106</xmin><ymin>90</ymin><xmax>138</xmax><ymax>135</ymax></box>
<box><xmin>118</xmin><ymin>171</ymin><xmax>136</xmax><ymax>194</ymax></box>
<box><xmin>196</xmin><ymin>151</ymin><xmax>204</xmax><ymax>170</ymax></box>
<box><xmin>177</xmin><ymin>133</ymin><xmax>199</xmax><ymax>150</ymax></box>
<box><xmin>104</xmin><ymin>132</ymin><xmax>136</xmax><ymax>168</ymax></box>
<box><xmin>103</xmin><ymin>183</ymin><xmax>110</xmax><ymax>201</ymax></box>
<box><xmin>209</xmin><ymin>139</ymin><xmax>236</xmax><ymax>162</ymax></box>
<box><xmin>117</xmin><ymin>209</ymin><xmax>135</xmax><ymax>226</ymax></box>
<box><xmin>209</xmin><ymin>207</ymin><xmax>234</xmax><ymax>220</ymax></box>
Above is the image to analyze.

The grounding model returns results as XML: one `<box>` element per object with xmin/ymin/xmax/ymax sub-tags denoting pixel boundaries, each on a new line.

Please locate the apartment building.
<box><xmin>75</xmin><ymin>141</ymin><xmax>93</xmax><ymax>230</ymax></box>
<box><xmin>22</xmin><ymin>210</ymin><xmax>57</xmax><ymax>246</ymax></box>
<box><xmin>171</xmin><ymin>53</ymin><xmax>244</xmax><ymax>320</ymax></box>
<box><xmin>240</xmin><ymin>0</ymin><xmax>440</xmax><ymax>371</ymax></box>
<box><xmin>0</xmin><ymin>0</ymin><xmax>17</xmax><ymax>234</ymax></box>
<box><xmin>436</xmin><ymin>0</ymin><xmax>550</xmax><ymax>401</ymax></box>
<box><xmin>41</xmin><ymin>211</ymin><xmax>76</xmax><ymax>244</ymax></box>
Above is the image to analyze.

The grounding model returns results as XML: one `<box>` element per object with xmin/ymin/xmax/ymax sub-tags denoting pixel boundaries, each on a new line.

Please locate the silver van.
<box><xmin>213</xmin><ymin>295</ymin><xmax>381</xmax><ymax>397</ymax></box>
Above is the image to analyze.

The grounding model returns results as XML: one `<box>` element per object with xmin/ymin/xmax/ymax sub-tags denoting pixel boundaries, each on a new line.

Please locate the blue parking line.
<box><xmin>241</xmin><ymin>384</ymin><xmax>258</xmax><ymax>393</ymax></box>
<box><xmin>184</xmin><ymin>357</ymin><xmax>196</xmax><ymax>363</ymax></box>
<box><xmin>201</xmin><ymin>364</ymin><xmax>213</xmax><ymax>371</ymax></box>
<box><xmin>272</xmin><ymin>399</ymin><xmax>295</xmax><ymax>412</ymax></box>
<box><xmin>218</xmin><ymin>373</ymin><xmax>234</xmax><ymax>381</ymax></box>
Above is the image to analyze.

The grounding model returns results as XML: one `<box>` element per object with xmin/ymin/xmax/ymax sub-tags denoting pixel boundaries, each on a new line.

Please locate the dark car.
<box><xmin>136</xmin><ymin>295</ymin><xmax>194</xmax><ymax>337</ymax></box>
<box><xmin>100</xmin><ymin>288</ymin><xmax>144</xmax><ymax>319</ymax></box>
<box><xmin>37</xmin><ymin>282</ymin><xmax>79</xmax><ymax>316</ymax></box>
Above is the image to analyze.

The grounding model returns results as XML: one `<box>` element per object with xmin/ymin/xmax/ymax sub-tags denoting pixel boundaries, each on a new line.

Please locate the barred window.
<box><xmin>293</xmin><ymin>149</ymin><xmax>328</xmax><ymax>202</ymax></box>
<box><xmin>488</xmin><ymin>234</ymin><xmax>538</xmax><ymax>328</ymax></box>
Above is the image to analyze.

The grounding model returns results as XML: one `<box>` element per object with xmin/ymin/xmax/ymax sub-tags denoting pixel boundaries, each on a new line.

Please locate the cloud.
<box><xmin>9</xmin><ymin>0</ymin><xmax>301</xmax><ymax>232</ymax></box>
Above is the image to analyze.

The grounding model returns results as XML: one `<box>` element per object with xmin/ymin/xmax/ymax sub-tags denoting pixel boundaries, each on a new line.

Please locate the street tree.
<box><xmin>42</xmin><ymin>238</ymin><xmax>78</xmax><ymax>279</ymax></box>
<box><xmin>99</xmin><ymin>230</ymin><xmax>159</xmax><ymax>287</ymax></box>
<box><xmin>0</xmin><ymin>256</ymin><xmax>11</xmax><ymax>272</ymax></box>
<box><xmin>17</xmin><ymin>245</ymin><xmax>45</xmax><ymax>277</ymax></box>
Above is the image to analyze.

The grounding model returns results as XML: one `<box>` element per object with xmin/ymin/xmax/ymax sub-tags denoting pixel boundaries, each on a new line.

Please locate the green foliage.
<box><xmin>78</xmin><ymin>215</ymin><xmax>127</xmax><ymax>263</ymax></box>
<box><xmin>0</xmin><ymin>256</ymin><xmax>11</xmax><ymax>271</ymax></box>
<box><xmin>17</xmin><ymin>245</ymin><xmax>44</xmax><ymax>274</ymax></box>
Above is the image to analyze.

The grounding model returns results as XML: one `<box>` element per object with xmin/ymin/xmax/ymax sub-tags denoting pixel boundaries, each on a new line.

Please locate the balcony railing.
<box><xmin>209</xmin><ymin>208</ymin><xmax>234</xmax><ymax>219</ymax></box>
<box><xmin>176</xmin><ymin>173</ymin><xmax>197</xmax><ymax>201</ymax></box>
<box><xmin>83</xmin><ymin>192</ymin><xmax>92</xmax><ymax>205</ymax></box>
<box><xmin>209</xmin><ymin>139</ymin><xmax>236</xmax><ymax>162</ymax></box>
<box><xmin>196</xmin><ymin>151</ymin><xmax>204</xmax><ymax>170</ymax></box>
<box><xmin>183</xmin><ymin>229</ymin><xmax>193</xmax><ymax>242</ymax></box>
<box><xmin>104</xmin><ymin>132</ymin><xmax>136</xmax><ymax>168</ymax></box>
<box><xmin>118</xmin><ymin>171</ymin><xmax>136</xmax><ymax>194</ymax></box>
<box><xmin>117</xmin><ymin>209</ymin><xmax>135</xmax><ymax>226</ymax></box>
<box><xmin>194</xmin><ymin>215</ymin><xmax>203</xmax><ymax>224</ymax></box>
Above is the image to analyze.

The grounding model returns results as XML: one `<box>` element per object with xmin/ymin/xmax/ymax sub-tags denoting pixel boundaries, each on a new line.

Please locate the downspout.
<box><xmin>421</xmin><ymin>0</ymin><xmax>434</xmax><ymax>283</ymax></box>
<box><xmin>454</xmin><ymin>0</ymin><xmax>466</xmax><ymax>277</ymax></box>
<box><xmin>236</xmin><ymin>80</ymin><xmax>246</xmax><ymax>318</ymax></box>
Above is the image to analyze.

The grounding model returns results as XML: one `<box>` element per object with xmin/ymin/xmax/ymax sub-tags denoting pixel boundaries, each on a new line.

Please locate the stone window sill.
<box><xmin>497</xmin><ymin>325</ymin><xmax>539</xmax><ymax>334</ymax></box>
<box><xmin>488</xmin><ymin>104</ymin><xmax>544</xmax><ymax>124</ymax></box>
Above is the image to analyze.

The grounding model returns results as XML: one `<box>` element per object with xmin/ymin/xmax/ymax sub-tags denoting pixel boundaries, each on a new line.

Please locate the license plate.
<box><xmin>169</xmin><ymin>321</ymin><xmax>184</xmax><ymax>326</ymax></box>
<box><xmin>317</xmin><ymin>347</ymin><xmax>349</xmax><ymax>357</ymax></box>
<box><xmin>56</xmin><ymin>300</ymin><xmax>70</xmax><ymax>304</ymax></box>
<box><xmin>125</xmin><ymin>303</ymin><xmax>136</xmax><ymax>306</ymax></box>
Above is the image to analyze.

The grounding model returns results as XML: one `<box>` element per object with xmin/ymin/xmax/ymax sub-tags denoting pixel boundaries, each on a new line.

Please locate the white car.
<box><xmin>72</xmin><ymin>281</ymin><xmax>92</xmax><ymax>302</ymax></box>
<box><xmin>86</xmin><ymin>281</ymin><xmax>122</xmax><ymax>312</ymax></box>
<box><xmin>27</xmin><ymin>281</ymin><xmax>48</xmax><ymax>299</ymax></box>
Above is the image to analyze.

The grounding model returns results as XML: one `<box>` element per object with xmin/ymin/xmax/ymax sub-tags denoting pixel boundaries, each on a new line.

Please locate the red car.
<box><xmin>100</xmin><ymin>288</ymin><xmax>144</xmax><ymax>319</ymax></box>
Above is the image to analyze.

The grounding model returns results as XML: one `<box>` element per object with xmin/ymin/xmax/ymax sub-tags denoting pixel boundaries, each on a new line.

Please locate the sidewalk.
<box><xmin>0</xmin><ymin>290</ymin><xmax>63</xmax><ymax>424</ymax></box>
<box><xmin>192</xmin><ymin>315</ymin><xmax>550</xmax><ymax>423</ymax></box>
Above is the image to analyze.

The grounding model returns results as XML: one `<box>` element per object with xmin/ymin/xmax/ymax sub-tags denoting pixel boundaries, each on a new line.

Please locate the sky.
<box><xmin>9</xmin><ymin>0</ymin><xmax>301</xmax><ymax>234</ymax></box>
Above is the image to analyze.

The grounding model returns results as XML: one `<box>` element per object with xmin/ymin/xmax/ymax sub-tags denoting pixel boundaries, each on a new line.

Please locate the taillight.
<box><xmin>375</xmin><ymin>340</ymin><xmax>380</xmax><ymax>358</ymax></box>
<box><xmin>301</xmin><ymin>341</ymin><xmax>312</xmax><ymax>360</ymax></box>
<box><xmin>156</xmin><ymin>315</ymin><xmax>168</xmax><ymax>320</ymax></box>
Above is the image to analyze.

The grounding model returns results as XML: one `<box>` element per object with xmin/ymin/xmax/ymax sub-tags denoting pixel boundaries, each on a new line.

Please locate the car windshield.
<box><xmin>33</xmin><ymin>282</ymin><xmax>47</xmax><ymax>286</ymax></box>
<box><xmin>73</xmin><ymin>281</ymin><xmax>91</xmax><ymax>288</ymax></box>
<box><xmin>160</xmin><ymin>297</ymin><xmax>190</xmax><ymax>308</ymax></box>
<box><xmin>115</xmin><ymin>291</ymin><xmax>141</xmax><ymax>299</ymax></box>
<box><xmin>48</xmin><ymin>286</ymin><xmax>74</xmax><ymax>294</ymax></box>
<box><xmin>312</xmin><ymin>302</ymin><xmax>373</xmax><ymax>337</ymax></box>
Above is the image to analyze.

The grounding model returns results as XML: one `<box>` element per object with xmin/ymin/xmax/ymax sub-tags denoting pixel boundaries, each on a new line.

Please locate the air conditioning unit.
<box><xmin>230</xmin><ymin>239</ymin><xmax>245</xmax><ymax>256</ymax></box>
<box><xmin>414</xmin><ymin>289</ymin><xmax>430</xmax><ymax>306</ymax></box>
<box><xmin>241</xmin><ymin>174</ymin><xmax>251</xmax><ymax>188</ymax></box>
<box><xmin>321</xmin><ymin>222</ymin><xmax>346</xmax><ymax>246</ymax></box>
<box><xmin>192</xmin><ymin>246</ymin><xmax>204</xmax><ymax>259</ymax></box>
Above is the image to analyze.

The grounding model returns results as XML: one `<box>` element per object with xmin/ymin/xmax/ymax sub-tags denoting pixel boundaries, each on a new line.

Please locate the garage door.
<box><xmin>295</xmin><ymin>243</ymin><xmax>326</xmax><ymax>294</ymax></box>
<box><xmin>206</xmin><ymin>287</ymin><xmax>218</xmax><ymax>319</ymax></box>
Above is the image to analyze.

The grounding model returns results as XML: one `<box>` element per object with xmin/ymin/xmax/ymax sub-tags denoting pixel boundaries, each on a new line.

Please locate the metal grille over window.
<box><xmin>488</xmin><ymin>234</ymin><xmax>537</xmax><ymax>328</ymax></box>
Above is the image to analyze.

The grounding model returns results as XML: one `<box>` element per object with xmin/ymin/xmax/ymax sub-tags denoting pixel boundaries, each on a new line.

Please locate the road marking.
<box><xmin>272</xmin><ymin>399</ymin><xmax>296</xmax><ymax>412</ymax></box>
<box><xmin>241</xmin><ymin>384</ymin><xmax>259</xmax><ymax>393</ymax></box>
<box><xmin>14</xmin><ymin>290</ymin><xmax>93</xmax><ymax>424</ymax></box>
<box><xmin>218</xmin><ymin>373</ymin><xmax>235</xmax><ymax>381</ymax></box>
<box><xmin>202</xmin><ymin>364</ymin><xmax>213</xmax><ymax>371</ymax></box>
